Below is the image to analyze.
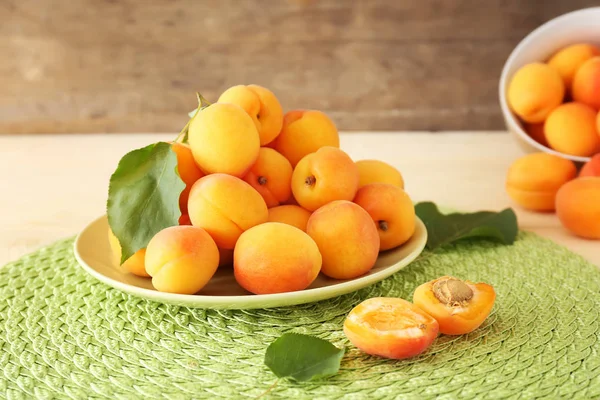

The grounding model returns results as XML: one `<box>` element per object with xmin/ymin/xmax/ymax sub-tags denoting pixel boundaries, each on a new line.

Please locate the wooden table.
<box><xmin>0</xmin><ymin>132</ymin><xmax>597</xmax><ymax>267</ymax></box>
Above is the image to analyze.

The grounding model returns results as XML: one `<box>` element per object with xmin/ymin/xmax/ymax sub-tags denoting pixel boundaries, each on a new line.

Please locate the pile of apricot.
<box><xmin>109</xmin><ymin>84</ymin><xmax>417</xmax><ymax>295</ymax></box>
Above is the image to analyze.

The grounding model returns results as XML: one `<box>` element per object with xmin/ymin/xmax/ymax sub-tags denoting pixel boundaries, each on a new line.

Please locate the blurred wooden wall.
<box><xmin>1</xmin><ymin>0</ymin><xmax>598</xmax><ymax>133</ymax></box>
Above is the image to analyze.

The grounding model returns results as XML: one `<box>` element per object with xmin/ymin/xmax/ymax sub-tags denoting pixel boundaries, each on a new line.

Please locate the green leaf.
<box><xmin>415</xmin><ymin>202</ymin><xmax>518</xmax><ymax>251</ymax></box>
<box><xmin>107</xmin><ymin>142</ymin><xmax>185</xmax><ymax>263</ymax></box>
<box><xmin>264</xmin><ymin>333</ymin><xmax>345</xmax><ymax>382</ymax></box>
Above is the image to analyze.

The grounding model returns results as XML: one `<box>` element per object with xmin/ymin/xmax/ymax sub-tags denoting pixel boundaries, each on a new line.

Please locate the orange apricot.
<box><xmin>145</xmin><ymin>226</ymin><xmax>219</xmax><ymax>294</ymax></box>
<box><xmin>572</xmin><ymin>57</ymin><xmax>600</xmax><ymax>110</ymax></box>
<box><xmin>188</xmin><ymin>102</ymin><xmax>260</xmax><ymax>177</ymax></box>
<box><xmin>547</xmin><ymin>44</ymin><xmax>600</xmax><ymax>89</ymax></box>
<box><xmin>267</xmin><ymin>205</ymin><xmax>312</xmax><ymax>232</ymax></box>
<box><xmin>291</xmin><ymin>146</ymin><xmax>359</xmax><ymax>211</ymax></box>
<box><xmin>556</xmin><ymin>177</ymin><xmax>600</xmax><ymax>239</ymax></box>
<box><xmin>413</xmin><ymin>276</ymin><xmax>496</xmax><ymax>335</ymax></box>
<box><xmin>343</xmin><ymin>297</ymin><xmax>439</xmax><ymax>359</ymax></box>
<box><xmin>545</xmin><ymin>102</ymin><xmax>600</xmax><ymax>157</ymax></box>
<box><xmin>353</xmin><ymin>183</ymin><xmax>415</xmax><ymax>251</ymax></box>
<box><xmin>307</xmin><ymin>200</ymin><xmax>379</xmax><ymax>279</ymax></box>
<box><xmin>580</xmin><ymin>154</ymin><xmax>600</xmax><ymax>177</ymax></box>
<box><xmin>187</xmin><ymin>174</ymin><xmax>268</xmax><ymax>249</ymax></box>
<box><xmin>507</xmin><ymin>62</ymin><xmax>564</xmax><ymax>123</ymax></box>
<box><xmin>355</xmin><ymin>159</ymin><xmax>404</xmax><ymax>189</ymax></box>
<box><xmin>506</xmin><ymin>153</ymin><xmax>577</xmax><ymax>211</ymax></box>
<box><xmin>217</xmin><ymin>84</ymin><xmax>283</xmax><ymax>146</ymax></box>
<box><xmin>107</xmin><ymin>228</ymin><xmax>149</xmax><ymax>277</ymax></box>
<box><xmin>234</xmin><ymin>222</ymin><xmax>321</xmax><ymax>294</ymax></box>
<box><xmin>171</xmin><ymin>142</ymin><xmax>204</xmax><ymax>213</ymax></box>
<box><xmin>274</xmin><ymin>110</ymin><xmax>340</xmax><ymax>167</ymax></box>
<box><xmin>243</xmin><ymin>148</ymin><xmax>292</xmax><ymax>207</ymax></box>
<box><xmin>524</xmin><ymin>122</ymin><xmax>548</xmax><ymax>147</ymax></box>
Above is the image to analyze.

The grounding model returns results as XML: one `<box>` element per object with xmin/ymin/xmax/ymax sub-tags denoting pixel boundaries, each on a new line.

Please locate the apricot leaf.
<box><xmin>264</xmin><ymin>333</ymin><xmax>345</xmax><ymax>382</ymax></box>
<box><xmin>415</xmin><ymin>202</ymin><xmax>518</xmax><ymax>251</ymax></box>
<box><xmin>107</xmin><ymin>142</ymin><xmax>185</xmax><ymax>263</ymax></box>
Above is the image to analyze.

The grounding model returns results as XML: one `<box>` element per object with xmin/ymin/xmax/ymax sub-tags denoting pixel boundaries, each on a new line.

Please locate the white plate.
<box><xmin>74</xmin><ymin>216</ymin><xmax>427</xmax><ymax>309</ymax></box>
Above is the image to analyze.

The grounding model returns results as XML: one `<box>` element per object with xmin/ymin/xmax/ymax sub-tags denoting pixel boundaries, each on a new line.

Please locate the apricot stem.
<box><xmin>433</xmin><ymin>277</ymin><xmax>473</xmax><ymax>306</ymax></box>
<box><xmin>305</xmin><ymin>176</ymin><xmax>316</xmax><ymax>186</ymax></box>
<box><xmin>378</xmin><ymin>221</ymin><xmax>388</xmax><ymax>231</ymax></box>
<box><xmin>258</xmin><ymin>176</ymin><xmax>267</xmax><ymax>185</ymax></box>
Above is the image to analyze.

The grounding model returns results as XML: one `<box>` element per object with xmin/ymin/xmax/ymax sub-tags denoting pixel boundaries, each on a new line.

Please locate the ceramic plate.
<box><xmin>74</xmin><ymin>216</ymin><xmax>427</xmax><ymax>309</ymax></box>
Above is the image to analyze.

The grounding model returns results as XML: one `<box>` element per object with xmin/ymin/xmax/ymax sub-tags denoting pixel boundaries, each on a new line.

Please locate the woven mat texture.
<box><xmin>1</xmin><ymin>232</ymin><xmax>599</xmax><ymax>399</ymax></box>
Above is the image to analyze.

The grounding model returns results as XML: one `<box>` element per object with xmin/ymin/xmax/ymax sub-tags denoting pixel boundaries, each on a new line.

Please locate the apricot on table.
<box><xmin>355</xmin><ymin>160</ymin><xmax>404</xmax><ymax>189</ymax></box>
<box><xmin>292</xmin><ymin>146</ymin><xmax>359</xmax><ymax>211</ymax></box>
<box><xmin>547</xmin><ymin>43</ymin><xmax>600</xmax><ymax>89</ymax></box>
<box><xmin>217</xmin><ymin>84</ymin><xmax>283</xmax><ymax>146</ymax></box>
<box><xmin>545</xmin><ymin>102</ymin><xmax>600</xmax><ymax>157</ymax></box>
<box><xmin>307</xmin><ymin>200</ymin><xmax>379</xmax><ymax>279</ymax></box>
<box><xmin>572</xmin><ymin>57</ymin><xmax>600</xmax><ymax>110</ymax></box>
<box><xmin>506</xmin><ymin>153</ymin><xmax>577</xmax><ymax>211</ymax></box>
<box><xmin>353</xmin><ymin>183</ymin><xmax>415</xmax><ymax>251</ymax></box>
<box><xmin>507</xmin><ymin>62</ymin><xmax>564</xmax><ymax>123</ymax></box>
<box><xmin>187</xmin><ymin>174</ymin><xmax>268</xmax><ymax>249</ymax></box>
<box><xmin>188</xmin><ymin>102</ymin><xmax>260</xmax><ymax>177</ymax></box>
<box><xmin>413</xmin><ymin>276</ymin><xmax>496</xmax><ymax>335</ymax></box>
<box><xmin>171</xmin><ymin>142</ymin><xmax>204</xmax><ymax>213</ymax></box>
<box><xmin>234</xmin><ymin>222</ymin><xmax>321</xmax><ymax>294</ymax></box>
<box><xmin>524</xmin><ymin>122</ymin><xmax>548</xmax><ymax>147</ymax></box>
<box><xmin>108</xmin><ymin>228</ymin><xmax>150</xmax><ymax>278</ymax></box>
<box><xmin>267</xmin><ymin>205</ymin><xmax>312</xmax><ymax>232</ymax></box>
<box><xmin>579</xmin><ymin>154</ymin><xmax>600</xmax><ymax>178</ymax></box>
<box><xmin>343</xmin><ymin>297</ymin><xmax>439</xmax><ymax>359</ymax></box>
<box><xmin>145</xmin><ymin>226</ymin><xmax>219</xmax><ymax>294</ymax></box>
<box><xmin>243</xmin><ymin>148</ymin><xmax>292</xmax><ymax>207</ymax></box>
<box><xmin>274</xmin><ymin>110</ymin><xmax>340</xmax><ymax>167</ymax></box>
<box><xmin>556</xmin><ymin>177</ymin><xmax>600</xmax><ymax>239</ymax></box>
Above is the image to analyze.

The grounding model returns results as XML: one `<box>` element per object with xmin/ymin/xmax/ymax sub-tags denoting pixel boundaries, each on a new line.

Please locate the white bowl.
<box><xmin>499</xmin><ymin>7</ymin><xmax>600</xmax><ymax>164</ymax></box>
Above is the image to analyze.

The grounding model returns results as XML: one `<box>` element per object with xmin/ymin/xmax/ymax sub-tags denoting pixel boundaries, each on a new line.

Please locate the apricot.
<box><xmin>307</xmin><ymin>200</ymin><xmax>379</xmax><ymax>279</ymax></box>
<box><xmin>291</xmin><ymin>147</ymin><xmax>359</xmax><ymax>211</ymax></box>
<box><xmin>556</xmin><ymin>177</ymin><xmax>600</xmax><ymax>239</ymax></box>
<box><xmin>107</xmin><ymin>228</ymin><xmax>149</xmax><ymax>277</ymax></box>
<box><xmin>267</xmin><ymin>205</ymin><xmax>312</xmax><ymax>232</ymax></box>
<box><xmin>524</xmin><ymin>122</ymin><xmax>548</xmax><ymax>147</ymax></box>
<box><xmin>234</xmin><ymin>222</ymin><xmax>321</xmax><ymax>294</ymax></box>
<box><xmin>188</xmin><ymin>102</ymin><xmax>260</xmax><ymax>177</ymax></box>
<box><xmin>580</xmin><ymin>154</ymin><xmax>600</xmax><ymax>177</ymax></box>
<box><xmin>187</xmin><ymin>174</ymin><xmax>268</xmax><ymax>249</ymax></box>
<box><xmin>171</xmin><ymin>142</ymin><xmax>204</xmax><ymax>213</ymax></box>
<box><xmin>217</xmin><ymin>85</ymin><xmax>283</xmax><ymax>146</ymax></box>
<box><xmin>545</xmin><ymin>102</ymin><xmax>600</xmax><ymax>157</ymax></box>
<box><xmin>355</xmin><ymin>160</ymin><xmax>404</xmax><ymax>189</ymax></box>
<box><xmin>243</xmin><ymin>148</ymin><xmax>292</xmax><ymax>207</ymax></box>
<box><xmin>572</xmin><ymin>57</ymin><xmax>600</xmax><ymax>110</ymax></box>
<box><xmin>353</xmin><ymin>183</ymin><xmax>415</xmax><ymax>251</ymax></box>
<box><xmin>505</xmin><ymin>153</ymin><xmax>577</xmax><ymax>211</ymax></box>
<box><xmin>507</xmin><ymin>62</ymin><xmax>564</xmax><ymax>123</ymax></box>
<box><xmin>145</xmin><ymin>226</ymin><xmax>219</xmax><ymax>294</ymax></box>
<box><xmin>547</xmin><ymin>44</ymin><xmax>600</xmax><ymax>89</ymax></box>
<box><xmin>274</xmin><ymin>110</ymin><xmax>340</xmax><ymax>167</ymax></box>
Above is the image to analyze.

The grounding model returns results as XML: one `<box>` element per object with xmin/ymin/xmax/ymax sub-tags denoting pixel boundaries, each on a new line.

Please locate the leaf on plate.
<box><xmin>107</xmin><ymin>142</ymin><xmax>185</xmax><ymax>263</ymax></box>
<box><xmin>415</xmin><ymin>201</ymin><xmax>518</xmax><ymax>251</ymax></box>
<box><xmin>264</xmin><ymin>333</ymin><xmax>345</xmax><ymax>382</ymax></box>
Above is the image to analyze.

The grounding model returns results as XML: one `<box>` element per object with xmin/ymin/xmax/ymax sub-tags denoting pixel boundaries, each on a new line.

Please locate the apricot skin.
<box><xmin>243</xmin><ymin>148</ymin><xmax>292</xmax><ymax>207</ymax></box>
<box><xmin>307</xmin><ymin>200</ymin><xmax>380</xmax><ymax>280</ymax></box>
<box><xmin>556</xmin><ymin>177</ymin><xmax>600</xmax><ymax>239</ymax></box>
<box><xmin>572</xmin><ymin>57</ymin><xmax>600</xmax><ymax>110</ymax></box>
<box><xmin>234</xmin><ymin>222</ymin><xmax>322</xmax><ymax>294</ymax></box>
<box><xmin>267</xmin><ymin>205</ymin><xmax>312</xmax><ymax>232</ymax></box>
<box><xmin>171</xmin><ymin>142</ymin><xmax>204</xmax><ymax>214</ymax></box>
<box><xmin>355</xmin><ymin>160</ymin><xmax>404</xmax><ymax>189</ymax></box>
<box><xmin>548</xmin><ymin>44</ymin><xmax>600</xmax><ymax>89</ymax></box>
<box><xmin>580</xmin><ymin>154</ymin><xmax>600</xmax><ymax>178</ymax></box>
<box><xmin>544</xmin><ymin>102</ymin><xmax>600</xmax><ymax>157</ymax></box>
<box><xmin>506</xmin><ymin>153</ymin><xmax>577</xmax><ymax>211</ymax></box>
<box><xmin>145</xmin><ymin>226</ymin><xmax>219</xmax><ymax>294</ymax></box>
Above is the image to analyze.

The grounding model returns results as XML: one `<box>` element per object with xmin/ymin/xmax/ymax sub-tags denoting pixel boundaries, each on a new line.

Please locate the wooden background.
<box><xmin>1</xmin><ymin>0</ymin><xmax>598</xmax><ymax>134</ymax></box>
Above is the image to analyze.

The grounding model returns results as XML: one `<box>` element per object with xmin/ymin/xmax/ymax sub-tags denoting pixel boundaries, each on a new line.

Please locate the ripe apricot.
<box><xmin>243</xmin><ymin>148</ymin><xmax>292</xmax><ymax>207</ymax></box>
<box><xmin>171</xmin><ymin>142</ymin><xmax>204</xmax><ymax>213</ymax></box>
<box><xmin>524</xmin><ymin>122</ymin><xmax>548</xmax><ymax>147</ymax></box>
<box><xmin>274</xmin><ymin>110</ymin><xmax>340</xmax><ymax>167</ymax></box>
<box><xmin>506</xmin><ymin>153</ymin><xmax>577</xmax><ymax>211</ymax></box>
<box><xmin>343</xmin><ymin>297</ymin><xmax>439</xmax><ymax>359</ymax></box>
<box><xmin>188</xmin><ymin>103</ymin><xmax>260</xmax><ymax>177</ymax></box>
<box><xmin>580</xmin><ymin>154</ymin><xmax>600</xmax><ymax>177</ymax></box>
<box><xmin>217</xmin><ymin>85</ymin><xmax>283</xmax><ymax>146</ymax></box>
<box><xmin>545</xmin><ymin>102</ymin><xmax>600</xmax><ymax>157</ymax></box>
<box><xmin>547</xmin><ymin>44</ymin><xmax>600</xmax><ymax>89</ymax></box>
<box><xmin>292</xmin><ymin>147</ymin><xmax>359</xmax><ymax>211</ymax></box>
<box><xmin>353</xmin><ymin>183</ymin><xmax>415</xmax><ymax>251</ymax></box>
<box><xmin>234</xmin><ymin>222</ymin><xmax>321</xmax><ymax>294</ymax></box>
<box><xmin>107</xmin><ymin>228</ymin><xmax>149</xmax><ymax>277</ymax></box>
<box><xmin>145</xmin><ymin>226</ymin><xmax>219</xmax><ymax>294</ymax></box>
<box><xmin>187</xmin><ymin>174</ymin><xmax>268</xmax><ymax>249</ymax></box>
<box><xmin>413</xmin><ymin>276</ymin><xmax>496</xmax><ymax>335</ymax></box>
<box><xmin>572</xmin><ymin>57</ymin><xmax>600</xmax><ymax>110</ymax></box>
<box><xmin>355</xmin><ymin>160</ymin><xmax>404</xmax><ymax>189</ymax></box>
<box><xmin>307</xmin><ymin>200</ymin><xmax>379</xmax><ymax>279</ymax></box>
<box><xmin>556</xmin><ymin>177</ymin><xmax>600</xmax><ymax>239</ymax></box>
<box><xmin>507</xmin><ymin>62</ymin><xmax>564</xmax><ymax>123</ymax></box>
<box><xmin>267</xmin><ymin>205</ymin><xmax>312</xmax><ymax>232</ymax></box>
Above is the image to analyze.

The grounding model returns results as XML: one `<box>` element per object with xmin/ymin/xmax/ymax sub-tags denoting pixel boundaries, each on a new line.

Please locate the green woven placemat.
<box><xmin>1</xmin><ymin>232</ymin><xmax>599</xmax><ymax>399</ymax></box>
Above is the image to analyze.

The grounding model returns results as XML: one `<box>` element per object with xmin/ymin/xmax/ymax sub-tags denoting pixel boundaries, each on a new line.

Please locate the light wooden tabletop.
<box><xmin>0</xmin><ymin>132</ymin><xmax>597</xmax><ymax>267</ymax></box>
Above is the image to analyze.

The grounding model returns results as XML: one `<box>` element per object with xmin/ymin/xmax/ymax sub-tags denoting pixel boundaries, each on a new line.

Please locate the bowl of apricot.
<box><xmin>499</xmin><ymin>7</ymin><xmax>600</xmax><ymax>164</ymax></box>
